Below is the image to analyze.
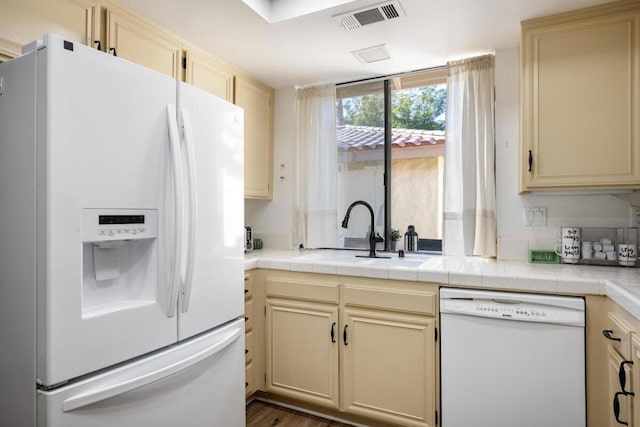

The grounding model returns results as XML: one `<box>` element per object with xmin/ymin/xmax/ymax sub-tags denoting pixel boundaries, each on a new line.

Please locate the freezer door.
<box><xmin>38</xmin><ymin>35</ymin><xmax>180</xmax><ymax>386</ymax></box>
<box><xmin>38</xmin><ymin>319</ymin><xmax>245</xmax><ymax>427</ymax></box>
<box><xmin>176</xmin><ymin>82</ymin><xmax>245</xmax><ymax>340</ymax></box>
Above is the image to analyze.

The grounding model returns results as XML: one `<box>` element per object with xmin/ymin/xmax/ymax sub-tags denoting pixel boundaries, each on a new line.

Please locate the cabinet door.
<box><xmin>521</xmin><ymin>5</ymin><xmax>640</xmax><ymax>191</ymax></box>
<box><xmin>0</xmin><ymin>37</ymin><xmax>20</xmax><ymax>63</ymax></box>
<box><xmin>184</xmin><ymin>48</ymin><xmax>234</xmax><ymax>102</ymax></box>
<box><xmin>609</xmin><ymin>345</ymin><xmax>634</xmax><ymax>427</ymax></box>
<box><xmin>47</xmin><ymin>0</ymin><xmax>92</xmax><ymax>46</ymax></box>
<box><xmin>245</xmin><ymin>330</ymin><xmax>255</xmax><ymax>397</ymax></box>
<box><xmin>0</xmin><ymin>0</ymin><xmax>91</xmax><ymax>48</ymax></box>
<box><xmin>633</xmin><ymin>335</ymin><xmax>640</xmax><ymax>427</ymax></box>
<box><xmin>235</xmin><ymin>75</ymin><xmax>274</xmax><ymax>199</ymax></box>
<box><xmin>106</xmin><ymin>6</ymin><xmax>182</xmax><ymax>79</ymax></box>
<box><xmin>341</xmin><ymin>308</ymin><xmax>436</xmax><ymax>427</ymax></box>
<box><xmin>266</xmin><ymin>298</ymin><xmax>339</xmax><ymax>408</ymax></box>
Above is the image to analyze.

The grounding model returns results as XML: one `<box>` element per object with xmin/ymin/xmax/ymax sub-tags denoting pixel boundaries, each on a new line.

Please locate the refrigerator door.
<box><xmin>38</xmin><ymin>35</ymin><xmax>180</xmax><ymax>386</ymax></box>
<box><xmin>38</xmin><ymin>319</ymin><xmax>245</xmax><ymax>427</ymax></box>
<box><xmin>176</xmin><ymin>82</ymin><xmax>245</xmax><ymax>340</ymax></box>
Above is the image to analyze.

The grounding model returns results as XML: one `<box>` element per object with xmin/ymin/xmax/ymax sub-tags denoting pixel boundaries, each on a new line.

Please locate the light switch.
<box><xmin>525</xmin><ymin>207</ymin><xmax>547</xmax><ymax>226</ymax></box>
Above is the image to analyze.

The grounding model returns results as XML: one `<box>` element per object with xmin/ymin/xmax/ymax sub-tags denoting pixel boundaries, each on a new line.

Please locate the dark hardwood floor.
<box><xmin>246</xmin><ymin>400</ymin><xmax>353</xmax><ymax>427</ymax></box>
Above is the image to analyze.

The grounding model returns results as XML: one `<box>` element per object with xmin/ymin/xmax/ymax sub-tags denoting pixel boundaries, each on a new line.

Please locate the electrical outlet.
<box><xmin>525</xmin><ymin>207</ymin><xmax>547</xmax><ymax>226</ymax></box>
<box><xmin>631</xmin><ymin>207</ymin><xmax>640</xmax><ymax>226</ymax></box>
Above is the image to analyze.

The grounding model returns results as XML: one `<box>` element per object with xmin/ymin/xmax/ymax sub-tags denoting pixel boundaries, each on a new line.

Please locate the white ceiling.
<box><xmin>117</xmin><ymin>0</ymin><xmax>611</xmax><ymax>89</ymax></box>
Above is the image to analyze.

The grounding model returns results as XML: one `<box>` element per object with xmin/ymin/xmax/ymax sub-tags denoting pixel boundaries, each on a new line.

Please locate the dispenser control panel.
<box><xmin>82</xmin><ymin>209</ymin><xmax>157</xmax><ymax>242</ymax></box>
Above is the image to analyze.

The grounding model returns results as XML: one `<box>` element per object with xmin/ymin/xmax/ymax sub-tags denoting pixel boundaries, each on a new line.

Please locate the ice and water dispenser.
<box><xmin>82</xmin><ymin>209</ymin><xmax>158</xmax><ymax>318</ymax></box>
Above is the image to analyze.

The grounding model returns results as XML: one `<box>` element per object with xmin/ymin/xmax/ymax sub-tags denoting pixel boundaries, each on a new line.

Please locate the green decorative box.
<box><xmin>528</xmin><ymin>250</ymin><xmax>560</xmax><ymax>264</ymax></box>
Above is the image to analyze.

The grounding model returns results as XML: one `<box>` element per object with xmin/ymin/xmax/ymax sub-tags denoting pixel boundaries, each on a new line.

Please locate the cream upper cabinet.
<box><xmin>235</xmin><ymin>75</ymin><xmax>274</xmax><ymax>199</ymax></box>
<box><xmin>520</xmin><ymin>2</ymin><xmax>640</xmax><ymax>191</ymax></box>
<box><xmin>47</xmin><ymin>0</ymin><xmax>93</xmax><ymax>46</ymax></box>
<box><xmin>105</xmin><ymin>5</ymin><xmax>182</xmax><ymax>79</ymax></box>
<box><xmin>0</xmin><ymin>0</ymin><xmax>92</xmax><ymax>48</ymax></box>
<box><xmin>0</xmin><ymin>38</ymin><xmax>21</xmax><ymax>62</ymax></box>
<box><xmin>184</xmin><ymin>47</ymin><xmax>234</xmax><ymax>103</ymax></box>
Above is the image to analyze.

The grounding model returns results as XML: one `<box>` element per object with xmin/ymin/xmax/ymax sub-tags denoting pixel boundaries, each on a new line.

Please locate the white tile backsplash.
<box><xmin>497</xmin><ymin>237</ymin><xmax>529</xmax><ymax>261</ymax></box>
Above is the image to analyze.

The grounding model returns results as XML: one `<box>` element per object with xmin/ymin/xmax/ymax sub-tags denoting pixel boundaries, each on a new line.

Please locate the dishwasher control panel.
<box><xmin>476</xmin><ymin>302</ymin><xmax>550</xmax><ymax>320</ymax></box>
<box><xmin>440</xmin><ymin>288</ymin><xmax>585</xmax><ymax>327</ymax></box>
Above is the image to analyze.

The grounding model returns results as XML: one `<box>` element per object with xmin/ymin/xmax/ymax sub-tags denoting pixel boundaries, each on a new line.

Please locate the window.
<box><xmin>336</xmin><ymin>69</ymin><xmax>446</xmax><ymax>252</ymax></box>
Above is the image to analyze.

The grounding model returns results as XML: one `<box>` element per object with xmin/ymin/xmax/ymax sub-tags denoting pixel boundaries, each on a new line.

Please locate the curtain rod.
<box><xmin>336</xmin><ymin>65</ymin><xmax>447</xmax><ymax>88</ymax></box>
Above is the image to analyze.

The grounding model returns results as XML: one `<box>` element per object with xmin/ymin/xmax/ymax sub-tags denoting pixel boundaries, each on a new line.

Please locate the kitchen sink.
<box><xmin>357</xmin><ymin>257</ymin><xmax>427</xmax><ymax>268</ymax></box>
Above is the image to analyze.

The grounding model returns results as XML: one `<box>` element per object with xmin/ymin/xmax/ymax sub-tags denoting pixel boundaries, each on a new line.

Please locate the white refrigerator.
<box><xmin>0</xmin><ymin>34</ymin><xmax>246</xmax><ymax>426</ymax></box>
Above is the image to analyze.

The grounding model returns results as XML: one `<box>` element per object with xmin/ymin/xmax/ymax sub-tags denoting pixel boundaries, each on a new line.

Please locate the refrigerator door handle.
<box><xmin>61</xmin><ymin>327</ymin><xmax>242</xmax><ymax>412</ymax></box>
<box><xmin>166</xmin><ymin>104</ymin><xmax>184</xmax><ymax>318</ymax></box>
<box><xmin>179</xmin><ymin>108</ymin><xmax>197</xmax><ymax>313</ymax></box>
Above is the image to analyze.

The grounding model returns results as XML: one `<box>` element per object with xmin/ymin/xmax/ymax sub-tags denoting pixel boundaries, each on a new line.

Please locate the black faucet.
<box><xmin>341</xmin><ymin>200</ymin><xmax>389</xmax><ymax>258</ymax></box>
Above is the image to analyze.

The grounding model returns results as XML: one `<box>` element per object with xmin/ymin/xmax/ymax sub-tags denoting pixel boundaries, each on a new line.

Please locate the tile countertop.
<box><xmin>244</xmin><ymin>249</ymin><xmax>640</xmax><ymax>319</ymax></box>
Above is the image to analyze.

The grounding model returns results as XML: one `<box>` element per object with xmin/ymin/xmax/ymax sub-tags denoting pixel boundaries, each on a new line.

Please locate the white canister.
<box><xmin>581</xmin><ymin>242</ymin><xmax>593</xmax><ymax>259</ymax></box>
<box><xmin>554</xmin><ymin>227</ymin><xmax>581</xmax><ymax>264</ymax></box>
<box><xmin>594</xmin><ymin>251</ymin><xmax>607</xmax><ymax>260</ymax></box>
<box><xmin>618</xmin><ymin>244</ymin><xmax>638</xmax><ymax>266</ymax></box>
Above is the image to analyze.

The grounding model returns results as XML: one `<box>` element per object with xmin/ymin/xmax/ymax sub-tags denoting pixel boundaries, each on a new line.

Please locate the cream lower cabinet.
<box><xmin>341</xmin><ymin>308</ymin><xmax>436</xmax><ymax>427</ymax></box>
<box><xmin>633</xmin><ymin>335</ymin><xmax>640</xmax><ymax>427</ymax></box>
<box><xmin>265</xmin><ymin>275</ymin><xmax>340</xmax><ymax>407</ymax></box>
<box><xmin>603</xmin><ymin>304</ymin><xmax>636</xmax><ymax>426</ymax></box>
<box><xmin>264</xmin><ymin>272</ymin><xmax>438</xmax><ymax>427</ymax></box>
<box><xmin>520</xmin><ymin>2</ymin><xmax>640</xmax><ymax>191</ymax></box>
<box><xmin>266</xmin><ymin>298</ymin><xmax>340</xmax><ymax>408</ymax></box>
<box><xmin>609</xmin><ymin>346</ymin><xmax>634</xmax><ymax>426</ymax></box>
<box><xmin>245</xmin><ymin>272</ymin><xmax>256</xmax><ymax>397</ymax></box>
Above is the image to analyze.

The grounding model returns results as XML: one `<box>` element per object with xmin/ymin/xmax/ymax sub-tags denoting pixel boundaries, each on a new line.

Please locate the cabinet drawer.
<box><xmin>266</xmin><ymin>277</ymin><xmax>339</xmax><ymax>304</ymax></box>
<box><xmin>244</xmin><ymin>298</ymin><xmax>254</xmax><ymax>332</ymax></box>
<box><xmin>244</xmin><ymin>273</ymin><xmax>253</xmax><ymax>300</ymax></box>
<box><xmin>604</xmin><ymin>312</ymin><xmax>634</xmax><ymax>360</ymax></box>
<box><xmin>245</xmin><ymin>361</ymin><xmax>255</xmax><ymax>397</ymax></box>
<box><xmin>245</xmin><ymin>329</ymin><xmax>253</xmax><ymax>364</ymax></box>
<box><xmin>344</xmin><ymin>286</ymin><xmax>436</xmax><ymax>316</ymax></box>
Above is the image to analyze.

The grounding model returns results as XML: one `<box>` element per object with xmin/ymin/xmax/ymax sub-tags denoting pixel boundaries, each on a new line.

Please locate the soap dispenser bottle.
<box><xmin>404</xmin><ymin>225</ymin><xmax>418</xmax><ymax>253</ymax></box>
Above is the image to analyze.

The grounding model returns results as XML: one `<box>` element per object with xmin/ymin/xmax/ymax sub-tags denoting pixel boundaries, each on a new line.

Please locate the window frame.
<box><xmin>336</xmin><ymin>67</ymin><xmax>447</xmax><ymax>253</ymax></box>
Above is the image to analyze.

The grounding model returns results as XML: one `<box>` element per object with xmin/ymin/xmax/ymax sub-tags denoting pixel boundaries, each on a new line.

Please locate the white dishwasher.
<box><xmin>440</xmin><ymin>288</ymin><xmax>585</xmax><ymax>427</ymax></box>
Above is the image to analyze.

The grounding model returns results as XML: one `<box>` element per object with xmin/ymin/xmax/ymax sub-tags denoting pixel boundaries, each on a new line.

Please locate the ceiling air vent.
<box><xmin>351</xmin><ymin>44</ymin><xmax>391</xmax><ymax>64</ymax></box>
<box><xmin>334</xmin><ymin>1</ymin><xmax>405</xmax><ymax>30</ymax></box>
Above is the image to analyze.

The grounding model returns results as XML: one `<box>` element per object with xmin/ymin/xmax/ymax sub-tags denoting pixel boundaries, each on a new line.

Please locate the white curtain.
<box><xmin>443</xmin><ymin>55</ymin><xmax>497</xmax><ymax>257</ymax></box>
<box><xmin>294</xmin><ymin>84</ymin><xmax>338</xmax><ymax>248</ymax></box>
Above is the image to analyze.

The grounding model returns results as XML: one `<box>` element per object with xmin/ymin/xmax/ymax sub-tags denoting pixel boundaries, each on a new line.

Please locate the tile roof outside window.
<box><xmin>337</xmin><ymin>125</ymin><xmax>445</xmax><ymax>150</ymax></box>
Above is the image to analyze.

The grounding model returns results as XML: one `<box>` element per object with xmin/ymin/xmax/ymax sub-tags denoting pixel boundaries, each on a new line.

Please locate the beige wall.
<box><xmin>391</xmin><ymin>157</ymin><xmax>443</xmax><ymax>240</ymax></box>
